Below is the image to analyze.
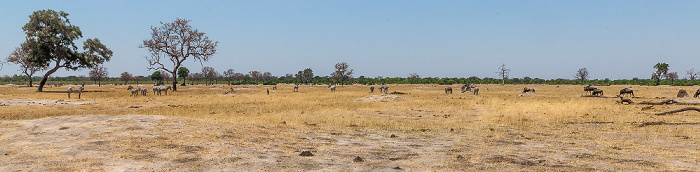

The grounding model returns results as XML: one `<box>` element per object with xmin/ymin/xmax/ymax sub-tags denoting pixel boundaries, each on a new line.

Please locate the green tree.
<box><xmin>177</xmin><ymin>67</ymin><xmax>190</xmax><ymax>86</ymax></box>
<box><xmin>140</xmin><ymin>18</ymin><xmax>218</xmax><ymax>91</ymax></box>
<box><xmin>652</xmin><ymin>63</ymin><xmax>669</xmax><ymax>86</ymax></box>
<box><xmin>5</xmin><ymin>47</ymin><xmax>48</xmax><ymax>87</ymax></box>
<box><xmin>20</xmin><ymin>10</ymin><xmax>113</xmax><ymax>92</ymax></box>
<box><xmin>331</xmin><ymin>62</ymin><xmax>353</xmax><ymax>85</ymax></box>
<box><xmin>150</xmin><ymin>71</ymin><xmax>163</xmax><ymax>85</ymax></box>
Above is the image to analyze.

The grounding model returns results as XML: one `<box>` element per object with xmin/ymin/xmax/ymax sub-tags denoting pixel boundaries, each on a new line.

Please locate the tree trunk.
<box><xmin>172</xmin><ymin>77</ymin><xmax>178</xmax><ymax>91</ymax></box>
<box><xmin>28</xmin><ymin>78</ymin><xmax>33</xmax><ymax>87</ymax></box>
<box><xmin>37</xmin><ymin>64</ymin><xmax>61</xmax><ymax>92</ymax></box>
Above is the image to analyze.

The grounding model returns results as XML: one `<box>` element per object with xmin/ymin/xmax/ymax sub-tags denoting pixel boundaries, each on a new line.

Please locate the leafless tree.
<box><xmin>89</xmin><ymin>66</ymin><xmax>108</xmax><ymax>86</ymax></box>
<box><xmin>232</xmin><ymin>73</ymin><xmax>245</xmax><ymax>83</ymax></box>
<box><xmin>249</xmin><ymin>71</ymin><xmax>262</xmax><ymax>84</ymax></box>
<box><xmin>496</xmin><ymin>64</ymin><xmax>510</xmax><ymax>85</ymax></box>
<box><xmin>263</xmin><ymin>72</ymin><xmax>273</xmax><ymax>82</ymax></box>
<box><xmin>159</xmin><ymin>70</ymin><xmax>171</xmax><ymax>84</ymax></box>
<box><xmin>408</xmin><ymin>73</ymin><xmax>420</xmax><ymax>85</ymax></box>
<box><xmin>331</xmin><ymin>62</ymin><xmax>353</xmax><ymax>85</ymax></box>
<box><xmin>120</xmin><ymin>72</ymin><xmax>133</xmax><ymax>85</ymax></box>
<box><xmin>223</xmin><ymin>69</ymin><xmax>235</xmax><ymax>85</ymax></box>
<box><xmin>574</xmin><ymin>68</ymin><xmax>589</xmax><ymax>85</ymax></box>
<box><xmin>5</xmin><ymin>47</ymin><xmax>48</xmax><ymax>87</ymax></box>
<box><xmin>201</xmin><ymin>66</ymin><xmax>217</xmax><ymax>85</ymax></box>
<box><xmin>140</xmin><ymin>18</ymin><xmax>218</xmax><ymax>91</ymax></box>
<box><xmin>666</xmin><ymin>72</ymin><xmax>679</xmax><ymax>85</ymax></box>
<box><xmin>189</xmin><ymin>72</ymin><xmax>203</xmax><ymax>85</ymax></box>
<box><xmin>687</xmin><ymin>68</ymin><xmax>698</xmax><ymax>85</ymax></box>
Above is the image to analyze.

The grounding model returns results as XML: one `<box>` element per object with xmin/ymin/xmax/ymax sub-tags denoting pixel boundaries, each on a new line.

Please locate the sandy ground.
<box><xmin>0</xmin><ymin>99</ymin><xmax>90</xmax><ymax>106</ymax></box>
<box><xmin>1</xmin><ymin>114</ymin><xmax>698</xmax><ymax>171</ymax></box>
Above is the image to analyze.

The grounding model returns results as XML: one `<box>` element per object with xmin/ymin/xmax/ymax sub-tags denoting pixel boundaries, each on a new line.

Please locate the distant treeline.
<box><xmin>1</xmin><ymin>74</ymin><xmax>695</xmax><ymax>86</ymax></box>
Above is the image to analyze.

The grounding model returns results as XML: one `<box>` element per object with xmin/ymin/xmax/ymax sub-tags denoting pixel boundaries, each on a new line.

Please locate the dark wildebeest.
<box><xmin>592</xmin><ymin>89</ymin><xmax>604</xmax><ymax>96</ymax></box>
<box><xmin>473</xmin><ymin>87</ymin><xmax>479</xmax><ymax>95</ymax></box>
<box><xmin>695</xmin><ymin>89</ymin><xmax>700</xmax><ymax>98</ymax></box>
<box><xmin>619</xmin><ymin>88</ymin><xmax>634</xmax><ymax>97</ymax></box>
<box><xmin>522</xmin><ymin>87</ymin><xmax>535</xmax><ymax>94</ymax></box>
<box><xmin>370</xmin><ymin>86</ymin><xmax>374</xmax><ymax>93</ymax></box>
<box><xmin>584</xmin><ymin>85</ymin><xmax>597</xmax><ymax>95</ymax></box>
<box><xmin>445</xmin><ymin>87</ymin><xmax>453</xmax><ymax>94</ymax></box>
<box><xmin>293</xmin><ymin>85</ymin><xmax>299</xmax><ymax>92</ymax></box>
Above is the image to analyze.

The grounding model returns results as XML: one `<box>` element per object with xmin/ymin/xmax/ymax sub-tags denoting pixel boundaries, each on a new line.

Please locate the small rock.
<box><xmin>450</xmin><ymin>128</ymin><xmax>454</xmax><ymax>132</ymax></box>
<box><xmin>353</xmin><ymin>156</ymin><xmax>363</xmax><ymax>162</ymax></box>
<box><xmin>456</xmin><ymin>155</ymin><xmax>464</xmax><ymax>160</ymax></box>
<box><xmin>281</xmin><ymin>121</ymin><xmax>286</xmax><ymax>124</ymax></box>
<box><xmin>390</xmin><ymin>134</ymin><xmax>397</xmax><ymax>138</ymax></box>
<box><xmin>393</xmin><ymin>166</ymin><xmax>402</xmax><ymax>170</ymax></box>
<box><xmin>299</xmin><ymin>151</ymin><xmax>314</xmax><ymax>156</ymax></box>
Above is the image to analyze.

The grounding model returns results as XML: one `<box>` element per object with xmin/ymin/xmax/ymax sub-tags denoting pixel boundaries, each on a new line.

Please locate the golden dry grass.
<box><xmin>1</xmin><ymin>83</ymin><xmax>699</xmax><ymax>170</ymax></box>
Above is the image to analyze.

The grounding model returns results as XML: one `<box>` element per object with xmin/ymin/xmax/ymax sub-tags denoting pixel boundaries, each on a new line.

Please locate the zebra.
<box><xmin>67</xmin><ymin>84</ymin><xmax>84</xmax><ymax>99</ymax></box>
<box><xmin>330</xmin><ymin>85</ymin><xmax>336</xmax><ymax>92</ymax></box>
<box><xmin>473</xmin><ymin>87</ymin><xmax>480</xmax><ymax>95</ymax></box>
<box><xmin>523</xmin><ymin>87</ymin><xmax>535</xmax><ymax>94</ymax></box>
<box><xmin>127</xmin><ymin>86</ymin><xmax>139</xmax><ymax>97</ymax></box>
<box><xmin>619</xmin><ymin>88</ymin><xmax>634</xmax><ymax>97</ymax></box>
<box><xmin>584</xmin><ymin>85</ymin><xmax>597</xmax><ymax>95</ymax></box>
<box><xmin>293</xmin><ymin>85</ymin><xmax>299</xmax><ymax>92</ymax></box>
<box><xmin>592</xmin><ymin>89</ymin><xmax>604</xmax><ymax>96</ymax></box>
<box><xmin>378</xmin><ymin>85</ymin><xmax>388</xmax><ymax>93</ymax></box>
<box><xmin>445</xmin><ymin>87</ymin><xmax>453</xmax><ymax>94</ymax></box>
<box><xmin>273</xmin><ymin>86</ymin><xmax>277</xmax><ymax>90</ymax></box>
<box><xmin>695</xmin><ymin>89</ymin><xmax>700</xmax><ymax>98</ymax></box>
<box><xmin>140</xmin><ymin>88</ymin><xmax>148</xmax><ymax>96</ymax></box>
<box><xmin>153</xmin><ymin>86</ymin><xmax>172</xmax><ymax>95</ymax></box>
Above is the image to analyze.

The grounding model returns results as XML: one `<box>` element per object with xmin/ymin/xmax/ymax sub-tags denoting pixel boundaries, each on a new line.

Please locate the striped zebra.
<box><xmin>127</xmin><ymin>86</ymin><xmax>140</xmax><ymax>97</ymax></box>
<box><xmin>378</xmin><ymin>85</ymin><xmax>388</xmax><ymax>93</ymax></box>
<box><xmin>153</xmin><ymin>86</ymin><xmax>172</xmax><ymax>95</ymax></box>
<box><xmin>330</xmin><ymin>85</ymin><xmax>336</xmax><ymax>92</ymax></box>
<box><xmin>293</xmin><ymin>85</ymin><xmax>299</xmax><ymax>92</ymax></box>
<box><xmin>67</xmin><ymin>84</ymin><xmax>84</xmax><ymax>99</ymax></box>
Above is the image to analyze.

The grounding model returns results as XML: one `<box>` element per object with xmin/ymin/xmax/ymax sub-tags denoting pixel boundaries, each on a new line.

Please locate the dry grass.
<box><xmin>0</xmin><ymin>83</ymin><xmax>699</xmax><ymax>170</ymax></box>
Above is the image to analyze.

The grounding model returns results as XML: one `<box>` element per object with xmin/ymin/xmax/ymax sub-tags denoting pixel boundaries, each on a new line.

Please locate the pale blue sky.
<box><xmin>1</xmin><ymin>0</ymin><xmax>699</xmax><ymax>79</ymax></box>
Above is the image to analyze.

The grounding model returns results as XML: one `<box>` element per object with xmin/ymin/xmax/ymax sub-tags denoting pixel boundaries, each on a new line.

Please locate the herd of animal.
<box><xmin>61</xmin><ymin>83</ymin><xmax>700</xmax><ymax>100</ymax></box>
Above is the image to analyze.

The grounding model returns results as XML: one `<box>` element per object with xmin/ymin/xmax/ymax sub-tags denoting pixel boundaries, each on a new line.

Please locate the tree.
<box><xmin>140</xmin><ymin>18</ymin><xmax>218</xmax><ymax>91</ymax></box>
<box><xmin>177</xmin><ymin>67</ymin><xmax>190</xmax><ymax>86</ymax></box>
<box><xmin>295</xmin><ymin>68</ymin><xmax>314</xmax><ymax>85</ymax></box>
<box><xmin>6</xmin><ymin>47</ymin><xmax>47</xmax><ymax>87</ymax></box>
<box><xmin>120</xmin><ymin>72</ymin><xmax>133</xmax><ymax>85</ymax></box>
<box><xmin>160</xmin><ymin>70</ymin><xmax>171</xmax><ymax>84</ymax></box>
<box><xmin>150</xmin><ymin>71</ymin><xmax>163</xmax><ymax>85</ymax></box>
<box><xmin>223</xmin><ymin>69</ymin><xmax>235</xmax><ymax>85</ymax></box>
<box><xmin>232</xmin><ymin>73</ymin><xmax>244</xmax><ymax>84</ymax></box>
<box><xmin>331</xmin><ymin>62</ymin><xmax>353</xmax><ymax>85</ymax></box>
<box><xmin>652</xmin><ymin>63</ymin><xmax>669</xmax><ymax>86</ymax></box>
<box><xmin>263</xmin><ymin>72</ymin><xmax>273</xmax><ymax>82</ymax></box>
<box><xmin>574</xmin><ymin>68</ymin><xmax>589</xmax><ymax>85</ymax></box>
<box><xmin>408</xmin><ymin>73</ymin><xmax>420</xmax><ymax>85</ymax></box>
<box><xmin>201</xmin><ymin>66</ymin><xmax>217</xmax><ymax>85</ymax></box>
<box><xmin>687</xmin><ymin>68</ymin><xmax>698</xmax><ymax>85</ymax></box>
<box><xmin>666</xmin><ymin>72</ymin><xmax>679</xmax><ymax>85</ymax></box>
<box><xmin>88</xmin><ymin>66</ymin><xmax>108</xmax><ymax>86</ymax></box>
<box><xmin>497</xmin><ymin>64</ymin><xmax>510</xmax><ymax>85</ymax></box>
<box><xmin>20</xmin><ymin>10</ymin><xmax>113</xmax><ymax>92</ymax></box>
<box><xmin>249</xmin><ymin>71</ymin><xmax>262</xmax><ymax>84</ymax></box>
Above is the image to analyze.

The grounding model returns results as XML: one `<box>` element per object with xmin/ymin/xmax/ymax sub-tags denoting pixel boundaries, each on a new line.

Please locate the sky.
<box><xmin>1</xmin><ymin>0</ymin><xmax>699</xmax><ymax>80</ymax></box>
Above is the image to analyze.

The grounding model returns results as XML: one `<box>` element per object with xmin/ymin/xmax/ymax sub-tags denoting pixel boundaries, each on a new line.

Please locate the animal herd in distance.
<box><xmin>61</xmin><ymin>84</ymin><xmax>700</xmax><ymax>99</ymax></box>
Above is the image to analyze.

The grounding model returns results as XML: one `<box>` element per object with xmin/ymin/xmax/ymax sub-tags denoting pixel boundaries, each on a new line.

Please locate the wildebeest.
<box><xmin>293</xmin><ymin>85</ymin><xmax>299</xmax><ymax>92</ymax></box>
<box><xmin>522</xmin><ymin>87</ymin><xmax>535</xmax><ymax>94</ymax></box>
<box><xmin>584</xmin><ymin>85</ymin><xmax>597</xmax><ymax>95</ymax></box>
<box><xmin>67</xmin><ymin>84</ymin><xmax>84</xmax><ymax>99</ymax></box>
<box><xmin>445</xmin><ymin>87</ymin><xmax>453</xmax><ymax>94</ymax></box>
<box><xmin>272</xmin><ymin>86</ymin><xmax>277</xmax><ymax>90</ymax></box>
<box><xmin>619</xmin><ymin>88</ymin><xmax>634</xmax><ymax>97</ymax></box>
<box><xmin>370</xmin><ymin>86</ymin><xmax>374</xmax><ymax>93</ymax></box>
<box><xmin>592</xmin><ymin>89</ymin><xmax>604</xmax><ymax>96</ymax></box>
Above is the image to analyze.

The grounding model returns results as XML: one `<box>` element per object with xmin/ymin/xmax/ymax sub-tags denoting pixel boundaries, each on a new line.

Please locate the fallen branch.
<box><xmin>655</xmin><ymin>107</ymin><xmax>700</xmax><ymax>116</ymax></box>
<box><xmin>637</xmin><ymin>99</ymin><xmax>675</xmax><ymax>105</ymax></box>
<box><xmin>581</xmin><ymin>95</ymin><xmax>609</xmax><ymax>98</ymax></box>
<box><xmin>638</xmin><ymin>121</ymin><xmax>700</xmax><ymax>127</ymax></box>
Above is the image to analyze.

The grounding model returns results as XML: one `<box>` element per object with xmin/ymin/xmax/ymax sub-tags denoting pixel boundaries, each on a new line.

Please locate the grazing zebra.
<box><xmin>445</xmin><ymin>87</ymin><xmax>453</xmax><ymax>94</ymax></box>
<box><xmin>473</xmin><ymin>87</ymin><xmax>480</xmax><ymax>95</ymax></box>
<box><xmin>293</xmin><ymin>85</ymin><xmax>299</xmax><ymax>92</ymax></box>
<box><xmin>584</xmin><ymin>85</ymin><xmax>597</xmax><ymax>95</ymax></box>
<box><xmin>695</xmin><ymin>89</ymin><xmax>700</xmax><ymax>98</ymax></box>
<box><xmin>153</xmin><ymin>86</ymin><xmax>172</xmax><ymax>95</ymax></box>
<box><xmin>67</xmin><ymin>84</ymin><xmax>85</xmax><ymax>99</ymax></box>
<box><xmin>378</xmin><ymin>85</ymin><xmax>388</xmax><ymax>93</ymax></box>
<box><xmin>369</xmin><ymin>86</ymin><xmax>374</xmax><ymax>93</ymax></box>
<box><xmin>592</xmin><ymin>89</ymin><xmax>604</xmax><ymax>96</ymax></box>
<box><xmin>140</xmin><ymin>88</ymin><xmax>148</xmax><ymax>96</ymax></box>
<box><xmin>330</xmin><ymin>85</ymin><xmax>336</xmax><ymax>92</ymax></box>
<box><xmin>127</xmin><ymin>86</ymin><xmax>140</xmax><ymax>97</ymax></box>
<box><xmin>522</xmin><ymin>87</ymin><xmax>535</xmax><ymax>94</ymax></box>
<box><xmin>619</xmin><ymin>88</ymin><xmax>634</xmax><ymax>97</ymax></box>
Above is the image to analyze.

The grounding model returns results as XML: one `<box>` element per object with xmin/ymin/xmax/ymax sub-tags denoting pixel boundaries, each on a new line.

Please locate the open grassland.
<box><xmin>0</xmin><ymin>84</ymin><xmax>698</xmax><ymax>171</ymax></box>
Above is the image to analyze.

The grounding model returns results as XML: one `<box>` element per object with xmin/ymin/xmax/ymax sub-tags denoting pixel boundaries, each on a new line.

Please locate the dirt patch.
<box><xmin>355</xmin><ymin>94</ymin><xmax>404</xmax><ymax>102</ymax></box>
<box><xmin>0</xmin><ymin>99</ymin><xmax>90</xmax><ymax>106</ymax></box>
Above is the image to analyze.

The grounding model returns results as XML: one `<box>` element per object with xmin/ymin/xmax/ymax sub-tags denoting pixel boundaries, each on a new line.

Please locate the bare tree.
<box><xmin>263</xmin><ymin>72</ymin><xmax>273</xmax><ymax>82</ymax></box>
<box><xmin>140</xmin><ymin>18</ymin><xmax>218</xmax><ymax>91</ymax></box>
<box><xmin>120</xmin><ymin>72</ymin><xmax>133</xmax><ymax>85</ymax></box>
<box><xmin>223</xmin><ymin>69</ymin><xmax>235</xmax><ymax>85</ymax></box>
<box><xmin>232</xmin><ymin>73</ymin><xmax>244</xmax><ymax>83</ymax></box>
<box><xmin>5</xmin><ymin>47</ymin><xmax>47</xmax><ymax>87</ymax></box>
<box><xmin>249</xmin><ymin>71</ymin><xmax>262</xmax><ymax>84</ymax></box>
<box><xmin>574</xmin><ymin>68</ymin><xmax>589</xmax><ymax>85</ymax></box>
<box><xmin>89</xmin><ymin>66</ymin><xmax>108</xmax><ymax>86</ymax></box>
<box><xmin>496</xmin><ymin>64</ymin><xmax>510</xmax><ymax>85</ymax></box>
<box><xmin>408</xmin><ymin>73</ymin><xmax>420</xmax><ymax>85</ymax></box>
<box><xmin>201</xmin><ymin>67</ymin><xmax>218</xmax><ymax>85</ymax></box>
<box><xmin>666</xmin><ymin>72</ymin><xmax>679</xmax><ymax>85</ymax></box>
<box><xmin>331</xmin><ymin>62</ymin><xmax>353</xmax><ymax>85</ymax></box>
<box><xmin>159</xmin><ymin>70</ymin><xmax>171</xmax><ymax>84</ymax></box>
<box><xmin>687</xmin><ymin>68</ymin><xmax>698</xmax><ymax>85</ymax></box>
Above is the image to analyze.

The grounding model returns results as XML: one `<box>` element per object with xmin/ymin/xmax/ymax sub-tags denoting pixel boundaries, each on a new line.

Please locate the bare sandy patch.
<box><xmin>355</xmin><ymin>94</ymin><xmax>404</xmax><ymax>102</ymax></box>
<box><xmin>0</xmin><ymin>99</ymin><xmax>90</xmax><ymax>106</ymax></box>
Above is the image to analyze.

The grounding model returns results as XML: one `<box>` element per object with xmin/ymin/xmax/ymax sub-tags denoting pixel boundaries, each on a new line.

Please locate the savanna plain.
<box><xmin>0</xmin><ymin>84</ymin><xmax>698</xmax><ymax>171</ymax></box>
